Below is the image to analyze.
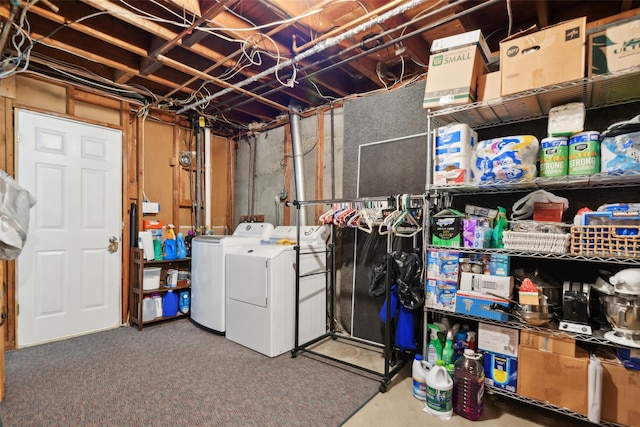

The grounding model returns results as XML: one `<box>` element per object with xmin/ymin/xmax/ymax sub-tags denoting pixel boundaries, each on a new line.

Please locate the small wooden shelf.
<box><xmin>129</xmin><ymin>247</ymin><xmax>191</xmax><ymax>330</ymax></box>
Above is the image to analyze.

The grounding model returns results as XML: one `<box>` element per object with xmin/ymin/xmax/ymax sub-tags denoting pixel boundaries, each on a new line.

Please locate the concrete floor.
<box><xmin>308</xmin><ymin>337</ymin><xmax>594</xmax><ymax>427</ymax></box>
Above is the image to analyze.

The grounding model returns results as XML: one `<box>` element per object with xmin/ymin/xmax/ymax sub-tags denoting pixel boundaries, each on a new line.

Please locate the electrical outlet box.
<box><xmin>142</xmin><ymin>202</ymin><xmax>160</xmax><ymax>215</ymax></box>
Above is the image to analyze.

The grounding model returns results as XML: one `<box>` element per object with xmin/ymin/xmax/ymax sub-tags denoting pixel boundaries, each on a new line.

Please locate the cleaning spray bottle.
<box><xmin>442</xmin><ymin>330</ymin><xmax>454</xmax><ymax>365</ymax></box>
<box><xmin>427</xmin><ymin>324</ymin><xmax>443</xmax><ymax>367</ymax></box>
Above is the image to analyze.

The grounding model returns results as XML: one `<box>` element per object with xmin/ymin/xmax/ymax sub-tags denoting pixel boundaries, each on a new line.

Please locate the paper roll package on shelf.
<box><xmin>433</xmin><ymin>123</ymin><xmax>477</xmax><ymax>185</ymax></box>
<box><xmin>471</xmin><ymin>135</ymin><xmax>539</xmax><ymax>182</ymax></box>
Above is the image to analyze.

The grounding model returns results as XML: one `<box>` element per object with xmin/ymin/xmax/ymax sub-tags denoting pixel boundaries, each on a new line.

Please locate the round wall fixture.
<box><xmin>179</xmin><ymin>151</ymin><xmax>193</xmax><ymax>167</ymax></box>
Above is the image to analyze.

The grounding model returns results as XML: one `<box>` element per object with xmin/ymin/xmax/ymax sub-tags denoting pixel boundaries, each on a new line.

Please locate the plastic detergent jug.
<box><xmin>142</xmin><ymin>297</ymin><xmax>156</xmax><ymax>321</ymax></box>
<box><xmin>412</xmin><ymin>354</ymin><xmax>428</xmax><ymax>400</ymax></box>
<box><xmin>163</xmin><ymin>239</ymin><xmax>177</xmax><ymax>260</ymax></box>
<box><xmin>152</xmin><ymin>293</ymin><xmax>163</xmax><ymax>318</ymax></box>
<box><xmin>453</xmin><ymin>349</ymin><xmax>484</xmax><ymax>421</ymax></box>
<box><xmin>424</xmin><ymin>360</ymin><xmax>453</xmax><ymax>420</ymax></box>
<box><xmin>178</xmin><ymin>290</ymin><xmax>190</xmax><ymax>314</ymax></box>
<box><xmin>162</xmin><ymin>290</ymin><xmax>179</xmax><ymax>317</ymax></box>
<box><xmin>177</xmin><ymin>233</ymin><xmax>187</xmax><ymax>259</ymax></box>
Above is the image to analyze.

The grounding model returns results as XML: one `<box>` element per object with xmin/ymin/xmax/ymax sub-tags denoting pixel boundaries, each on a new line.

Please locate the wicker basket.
<box><xmin>570</xmin><ymin>225</ymin><xmax>640</xmax><ymax>258</ymax></box>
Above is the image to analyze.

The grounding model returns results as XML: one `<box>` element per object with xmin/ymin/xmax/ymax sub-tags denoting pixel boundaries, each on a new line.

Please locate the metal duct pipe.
<box><xmin>177</xmin><ymin>0</ymin><xmax>431</xmax><ymax>114</ymax></box>
<box><xmin>289</xmin><ymin>106</ymin><xmax>307</xmax><ymax>226</ymax></box>
<box><xmin>195</xmin><ymin>121</ymin><xmax>202</xmax><ymax>233</ymax></box>
<box><xmin>204</xmin><ymin>127</ymin><xmax>212</xmax><ymax>230</ymax></box>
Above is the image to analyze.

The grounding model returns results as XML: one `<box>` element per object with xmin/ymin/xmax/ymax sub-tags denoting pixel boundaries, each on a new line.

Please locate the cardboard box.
<box><xmin>458</xmin><ymin>271</ymin><xmax>514</xmax><ymax>299</ymax></box>
<box><xmin>601</xmin><ymin>358</ymin><xmax>640</xmax><ymax>426</ymax></box>
<box><xmin>517</xmin><ymin>346</ymin><xmax>588</xmax><ymax>415</ymax></box>
<box><xmin>519</xmin><ymin>330</ymin><xmax>579</xmax><ymax>357</ymax></box>
<box><xmin>426</xmin><ymin>249</ymin><xmax>460</xmax><ymax>281</ymax></box>
<box><xmin>431</xmin><ymin>29</ymin><xmax>492</xmax><ymax>63</ymax></box>
<box><xmin>477</xmin><ymin>71</ymin><xmax>501</xmax><ymax>102</ymax></box>
<box><xmin>478</xmin><ymin>322</ymin><xmax>519</xmax><ymax>358</ymax></box>
<box><xmin>455</xmin><ymin>290</ymin><xmax>510</xmax><ymax>321</ymax></box>
<box><xmin>589</xmin><ymin>18</ymin><xmax>640</xmax><ymax>76</ymax></box>
<box><xmin>483</xmin><ymin>351</ymin><xmax>518</xmax><ymax>393</ymax></box>
<box><xmin>423</xmin><ymin>45</ymin><xmax>485</xmax><ymax>109</ymax></box>
<box><xmin>500</xmin><ymin>17</ymin><xmax>586</xmax><ymax>96</ymax></box>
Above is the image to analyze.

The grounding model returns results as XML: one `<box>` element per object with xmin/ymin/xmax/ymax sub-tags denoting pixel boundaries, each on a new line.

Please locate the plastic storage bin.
<box><xmin>143</xmin><ymin>267</ymin><xmax>162</xmax><ymax>290</ymax></box>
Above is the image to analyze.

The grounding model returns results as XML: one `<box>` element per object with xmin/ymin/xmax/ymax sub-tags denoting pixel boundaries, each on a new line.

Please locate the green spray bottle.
<box><xmin>426</xmin><ymin>324</ymin><xmax>443</xmax><ymax>366</ymax></box>
<box><xmin>442</xmin><ymin>329</ymin><xmax>454</xmax><ymax>365</ymax></box>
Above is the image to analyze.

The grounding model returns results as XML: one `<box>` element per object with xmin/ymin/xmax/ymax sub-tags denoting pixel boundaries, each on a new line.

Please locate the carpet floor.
<box><xmin>0</xmin><ymin>319</ymin><xmax>379</xmax><ymax>426</ymax></box>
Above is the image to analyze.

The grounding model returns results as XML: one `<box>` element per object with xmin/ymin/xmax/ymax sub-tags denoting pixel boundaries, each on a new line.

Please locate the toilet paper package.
<box><xmin>472</xmin><ymin>135</ymin><xmax>539</xmax><ymax>182</ymax></box>
<box><xmin>433</xmin><ymin>123</ymin><xmax>476</xmax><ymax>185</ymax></box>
<box><xmin>600</xmin><ymin>131</ymin><xmax>640</xmax><ymax>175</ymax></box>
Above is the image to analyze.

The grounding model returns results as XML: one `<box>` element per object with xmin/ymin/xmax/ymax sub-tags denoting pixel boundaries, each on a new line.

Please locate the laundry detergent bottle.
<box><xmin>162</xmin><ymin>290</ymin><xmax>179</xmax><ymax>317</ymax></box>
<box><xmin>177</xmin><ymin>232</ymin><xmax>187</xmax><ymax>259</ymax></box>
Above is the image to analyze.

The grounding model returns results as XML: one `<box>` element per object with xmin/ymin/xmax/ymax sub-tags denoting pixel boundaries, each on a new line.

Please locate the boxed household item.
<box><xmin>458</xmin><ymin>271</ymin><xmax>514</xmax><ymax>299</ymax></box>
<box><xmin>426</xmin><ymin>249</ymin><xmax>460</xmax><ymax>311</ymax></box>
<box><xmin>430</xmin><ymin>29</ymin><xmax>492</xmax><ymax>63</ymax></box>
<box><xmin>426</xmin><ymin>249</ymin><xmax>461</xmax><ymax>282</ymax></box>
<box><xmin>478</xmin><ymin>322</ymin><xmax>519</xmax><ymax>358</ymax></box>
<box><xmin>143</xmin><ymin>267</ymin><xmax>161</xmax><ymax>290</ymax></box>
<box><xmin>601</xmin><ymin>356</ymin><xmax>640</xmax><ymax>426</ymax></box>
<box><xmin>517</xmin><ymin>346</ymin><xmax>589</xmax><ymax>415</ymax></box>
<box><xmin>431</xmin><ymin>209</ymin><xmax>465</xmax><ymax>246</ymax></box>
<box><xmin>519</xmin><ymin>330</ymin><xmax>581</xmax><ymax>357</ymax></box>
<box><xmin>423</xmin><ymin>45</ymin><xmax>486</xmax><ymax>109</ymax></box>
<box><xmin>483</xmin><ymin>351</ymin><xmax>518</xmax><ymax>393</ymax></box>
<box><xmin>476</xmin><ymin>70</ymin><xmax>501</xmax><ymax>102</ymax></box>
<box><xmin>455</xmin><ymin>290</ymin><xmax>510</xmax><ymax>321</ymax></box>
<box><xmin>589</xmin><ymin>18</ymin><xmax>640</xmax><ymax>77</ymax></box>
<box><xmin>461</xmin><ymin>218</ymin><xmax>493</xmax><ymax>248</ymax></box>
<box><xmin>500</xmin><ymin>17</ymin><xmax>586</xmax><ymax>96</ymax></box>
<box><xmin>471</xmin><ymin>135</ymin><xmax>539</xmax><ymax>183</ymax></box>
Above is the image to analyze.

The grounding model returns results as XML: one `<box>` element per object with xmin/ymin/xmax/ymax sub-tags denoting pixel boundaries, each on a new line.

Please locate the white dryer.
<box><xmin>225</xmin><ymin>225</ymin><xmax>328</xmax><ymax>357</ymax></box>
<box><xmin>190</xmin><ymin>222</ymin><xmax>274</xmax><ymax>333</ymax></box>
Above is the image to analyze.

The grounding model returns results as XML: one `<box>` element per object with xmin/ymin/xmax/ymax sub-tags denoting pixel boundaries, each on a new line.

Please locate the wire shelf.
<box><xmin>486</xmin><ymin>385</ymin><xmax>623</xmax><ymax>427</ymax></box>
<box><xmin>428</xmin><ymin>67</ymin><xmax>640</xmax><ymax>129</ymax></box>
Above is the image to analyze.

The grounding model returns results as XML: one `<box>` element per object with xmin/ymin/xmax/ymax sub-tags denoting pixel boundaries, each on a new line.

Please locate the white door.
<box><xmin>16</xmin><ymin>110</ymin><xmax>122</xmax><ymax>347</ymax></box>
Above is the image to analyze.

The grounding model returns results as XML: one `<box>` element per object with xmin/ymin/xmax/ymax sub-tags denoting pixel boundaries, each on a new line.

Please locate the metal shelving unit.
<box><xmin>485</xmin><ymin>385</ymin><xmax>623</xmax><ymax>427</ymax></box>
<box><xmin>424</xmin><ymin>67</ymin><xmax>640</xmax><ymax>426</ymax></box>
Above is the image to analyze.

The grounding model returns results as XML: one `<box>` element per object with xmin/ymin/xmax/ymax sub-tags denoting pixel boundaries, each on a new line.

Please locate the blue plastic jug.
<box><xmin>162</xmin><ymin>290</ymin><xmax>179</xmax><ymax>317</ymax></box>
<box><xmin>163</xmin><ymin>239</ymin><xmax>177</xmax><ymax>260</ymax></box>
<box><xmin>177</xmin><ymin>233</ymin><xmax>187</xmax><ymax>259</ymax></box>
<box><xmin>179</xmin><ymin>290</ymin><xmax>190</xmax><ymax>314</ymax></box>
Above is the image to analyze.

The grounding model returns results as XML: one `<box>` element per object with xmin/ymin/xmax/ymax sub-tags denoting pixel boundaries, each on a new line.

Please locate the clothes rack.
<box><xmin>289</xmin><ymin>195</ymin><xmax>424</xmax><ymax>392</ymax></box>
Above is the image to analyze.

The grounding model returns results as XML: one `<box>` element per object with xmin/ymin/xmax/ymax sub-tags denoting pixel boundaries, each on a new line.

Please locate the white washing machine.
<box><xmin>225</xmin><ymin>225</ymin><xmax>329</xmax><ymax>357</ymax></box>
<box><xmin>190</xmin><ymin>222</ymin><xmax>274</xmax><ymax>333</ymax></box>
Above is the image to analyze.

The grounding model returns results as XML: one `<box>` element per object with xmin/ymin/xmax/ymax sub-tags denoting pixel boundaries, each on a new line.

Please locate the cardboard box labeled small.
<box><xmin>517</xmin><ymin>346</ymin><xmax>588</xmax><ymax>415</ymax></box>
<box><xmin>519</xmin><ymin>330</ymin><xmax>579</xmax><ymax>357</ymax></box>
<box><xmin>500</xmin><ymin>17</ymin><xmax>586</xmax><ymax>96</ymax></box>
<box><xmin>590</xmin><ymin>18</ymin><xmax>640</xmax><ymax>76</ymax></box>
<box><xmin>478</xmin><ymin>322</ymin><xmax>519</xmax><ymax>358</ymax></box>
<box><xmin>423</xmin><ymin>45</ymin><xmax>485</xmax><ymax>109</ymax></box>
<box><xmin>431</xmin><ymin>29</ymin><xmax>492</xmax><ymax>63</ymax></box>
<box><xmin>455</xmin><ymin>290</ymin><xmax>510</xmax><ymax>321</ymax></box>
<box><xmin>458</xmin><ymin>271</ymin><xmax>514</xmax><ymax>299</ymax></box>
<box><xmin>483</xmin><ymin>351</ymin><xmax>518</xmax><ymax>393</ymax></box>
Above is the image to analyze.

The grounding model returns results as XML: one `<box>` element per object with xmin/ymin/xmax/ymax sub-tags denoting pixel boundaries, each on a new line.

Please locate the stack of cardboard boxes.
<box><xmin>423</xmin><ymin>16</ymin><xmax>640</xmax><ymax>108</ymax></box>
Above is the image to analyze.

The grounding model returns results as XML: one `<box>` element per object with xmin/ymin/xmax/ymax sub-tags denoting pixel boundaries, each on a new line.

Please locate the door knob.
<box><xmin>108</xmin><ymin>236</ymin><xmax>119</xmax><ymax>253</ymax></box>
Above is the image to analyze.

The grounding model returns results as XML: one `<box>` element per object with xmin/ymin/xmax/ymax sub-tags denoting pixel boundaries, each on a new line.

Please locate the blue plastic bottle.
<box><xmin>164</xmin><ymin>239</ymin><xmax>177</xmax><ymax>260</ymax></box>
<box><xmin>162</xmin><ymin>290</ymin><xmax>179</xmax><ymax>317</ymax></box>
<box><xmin>177</xmin><ymin>233</ymin><xmax>187</xmax><ymax>259</ymax></box>
<box><xmin>179</xmin><ymin>290</ymin><xmax>190</xmax><ymax>314</ymax></box>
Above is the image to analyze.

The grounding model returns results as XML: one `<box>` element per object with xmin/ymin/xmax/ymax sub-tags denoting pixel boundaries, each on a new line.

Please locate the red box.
<box><xmin>533</xmin><ymin>203</ymin><xmax>563</xmax><ymax>222</ymax></box>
